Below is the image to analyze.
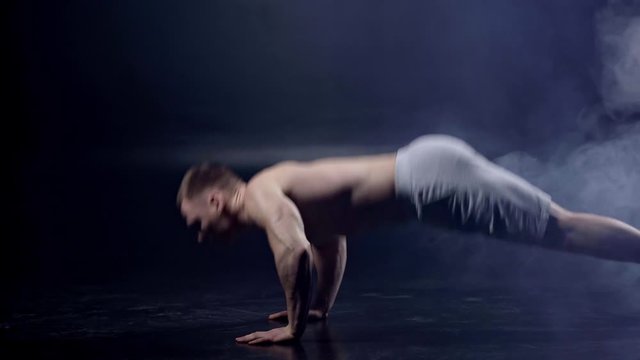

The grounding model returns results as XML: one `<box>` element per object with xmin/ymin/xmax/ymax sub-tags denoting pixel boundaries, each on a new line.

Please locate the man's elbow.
<box><xmin>291</xmin><ymin>242</ymin><xmax>312</xmax><ymax>263</ymax></box>
<box><xmin>274</xmin><ymin>240</ymin><xmax>312</xmax><ymax>270</ymax></box>
<box><xmin>282</xmin><ymin>243</ymin><xmax>312</xmax><ymax>274</ymax></box>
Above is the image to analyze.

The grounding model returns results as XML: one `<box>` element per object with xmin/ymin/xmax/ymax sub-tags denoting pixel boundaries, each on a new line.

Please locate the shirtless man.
<box><xmin>176</xmin><ymin>134</ymin><xmax>640</xmax><ymax>345</ymax></box>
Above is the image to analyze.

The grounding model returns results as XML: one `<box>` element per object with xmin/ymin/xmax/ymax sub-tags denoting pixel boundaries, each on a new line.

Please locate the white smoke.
<box><xmin>481</xmin><ymin>1</ymin><xmax>640</xmax><ymax>307</ymax></box>
<box><xmin>495</xmin><ymin>121</ymin><xmax>640</xmax><ymax>225</ymax></box>
<box><xmin>597</xmin><ymin>0</ymin><xmax>640</xmax><ymax>112</ymax></box>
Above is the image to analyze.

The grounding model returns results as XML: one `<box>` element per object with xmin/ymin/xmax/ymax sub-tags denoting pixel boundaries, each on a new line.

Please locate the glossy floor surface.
<box><xmin>3</xmin><ymin>278</ymin><xmax>640</xmax><ymax>360</ymax></box>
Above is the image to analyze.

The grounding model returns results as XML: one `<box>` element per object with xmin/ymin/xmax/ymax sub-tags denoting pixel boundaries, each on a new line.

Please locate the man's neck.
<box><xmin>231</xmin><ymin>183</ymin><xmax>251</xmax><ymax>225</ymax></box>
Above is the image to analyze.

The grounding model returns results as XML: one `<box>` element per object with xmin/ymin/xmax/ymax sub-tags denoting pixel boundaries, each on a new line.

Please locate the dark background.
<box><xmin>3</xmin><ymin>0</ymin><xmax>640</xmax><ymax>355</ymax></box>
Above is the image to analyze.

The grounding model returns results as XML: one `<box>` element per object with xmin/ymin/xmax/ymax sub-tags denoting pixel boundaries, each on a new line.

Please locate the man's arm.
<box><xmin>310</xmin><ymin>235</ymin><xmax>347</xmax><ymax>317</ymax></box>
<box><xmin>265</xmin><ymin>202</ymin><xmax>313</xmax><ymax>338</ymax></box>
<box><xmin>235</xmin><ymin>182</ymin><xmax>313</xmax><ymax>344</ymax></box>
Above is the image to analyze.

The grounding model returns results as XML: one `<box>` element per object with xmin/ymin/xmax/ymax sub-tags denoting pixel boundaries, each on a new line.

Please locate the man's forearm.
<box><xmin>276</xmin><ymin>245</ymin><xmax>313</xmax><ymax>337</ymax></box>
<box><xmin>311</xmin><ymin>236</ymin><xmax>347</xmax><ymax>315</ymax></box>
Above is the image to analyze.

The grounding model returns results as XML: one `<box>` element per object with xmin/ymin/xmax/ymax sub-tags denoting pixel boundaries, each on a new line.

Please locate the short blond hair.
<box><xmin>176</xmin><ymin>162</ymin><xmax>242</xmax><ymax>206</ymax></box>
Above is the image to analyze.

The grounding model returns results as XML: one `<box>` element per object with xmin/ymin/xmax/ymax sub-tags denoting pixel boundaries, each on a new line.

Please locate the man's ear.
<box><xmin>206</xmin><ymin>189</ymin><xmax>225</xmax><ymax>214</ymax></box>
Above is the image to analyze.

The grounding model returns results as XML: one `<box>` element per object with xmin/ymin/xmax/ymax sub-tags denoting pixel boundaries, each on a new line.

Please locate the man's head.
<box><xmin>177</xmin><ymin>162</ymin><xmax>245</xmax><ymax>243</ymax></box>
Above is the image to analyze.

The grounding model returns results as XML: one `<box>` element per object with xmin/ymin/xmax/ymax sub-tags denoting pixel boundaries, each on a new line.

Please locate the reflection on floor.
<box><xmin>3</xmin><ymin>281</ymin><xmax>640</xmax><ymax>359</ymax></box>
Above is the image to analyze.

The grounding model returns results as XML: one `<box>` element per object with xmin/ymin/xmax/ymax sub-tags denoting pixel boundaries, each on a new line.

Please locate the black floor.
<box><xmin>3</xmin><ymin>278</ymin><xmax>640</xmax><ymax>360</ymax></box>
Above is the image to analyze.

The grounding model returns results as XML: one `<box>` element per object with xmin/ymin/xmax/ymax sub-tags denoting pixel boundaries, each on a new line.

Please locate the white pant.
<box><xmin>395</xmin><ymin>134</ymin><xmax>551</xmax><ymax>241</ymax></box>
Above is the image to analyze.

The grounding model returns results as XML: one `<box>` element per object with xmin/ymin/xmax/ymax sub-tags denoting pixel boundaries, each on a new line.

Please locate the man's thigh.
<box><xmin>420</xmin><ymin>195</ymin><xmax>508</xmax><ymax>236</ymax></box>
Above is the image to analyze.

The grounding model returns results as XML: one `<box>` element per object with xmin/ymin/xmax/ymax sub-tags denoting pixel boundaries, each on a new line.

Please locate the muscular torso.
<box><xmin>247</xmin><ymin>153</ymin><xmax>414</xmax><ymax>243</ymax></box>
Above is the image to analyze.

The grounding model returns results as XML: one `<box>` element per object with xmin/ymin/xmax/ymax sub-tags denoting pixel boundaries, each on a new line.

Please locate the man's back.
<box><xmin>246</xmin><ymin>152</ymin><xmax>413</xmax><ymax>241</ymax></box>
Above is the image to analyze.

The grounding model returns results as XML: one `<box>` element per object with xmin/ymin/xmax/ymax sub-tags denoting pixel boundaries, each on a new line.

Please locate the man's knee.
<box><xmin>540</xmin><ymin>202</ymin><xmax>576</xmax><ymax>250</ymax></box>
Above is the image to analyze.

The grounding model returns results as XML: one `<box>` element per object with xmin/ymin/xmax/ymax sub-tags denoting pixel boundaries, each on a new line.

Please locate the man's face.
<box><xmin>180</xmin><ymin>192</ymin><xmax>239</xmax><ymax>244</ymax></box>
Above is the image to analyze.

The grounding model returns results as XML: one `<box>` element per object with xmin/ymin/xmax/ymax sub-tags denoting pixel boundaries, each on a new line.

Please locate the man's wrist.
<box><xmin>286</xmin><ymin>323</ymin><xmax>305</xmax><ymax>338</ymax></box>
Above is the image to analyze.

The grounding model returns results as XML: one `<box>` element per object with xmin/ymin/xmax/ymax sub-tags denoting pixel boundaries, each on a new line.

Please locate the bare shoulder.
<box><xmin>247</xmin><ymin>160</ymin><xmax>300</xmax><ymax>189</ymax></box>
<box><xmin>244</xmin><ymin>161</ymin><xmax>301</xmax><ymax>227</ymax></box>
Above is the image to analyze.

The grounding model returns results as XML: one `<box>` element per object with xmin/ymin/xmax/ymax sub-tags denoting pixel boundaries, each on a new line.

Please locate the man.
<box><xmin>176</xmin><ymin>134</ymin><xmax>640</xmax><ymax>345</ymax></box>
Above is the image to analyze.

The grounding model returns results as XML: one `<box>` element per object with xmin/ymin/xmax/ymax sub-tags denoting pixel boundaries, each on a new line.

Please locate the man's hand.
<box><xmin>235</xmin><ymin>326</ymin><xmax>296</xmax><ymax>345</ymax></box>
<box><xmin>267</xmin><ymin>309</ymin><xmax>327</xmax><ymax>323</ymax></box>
